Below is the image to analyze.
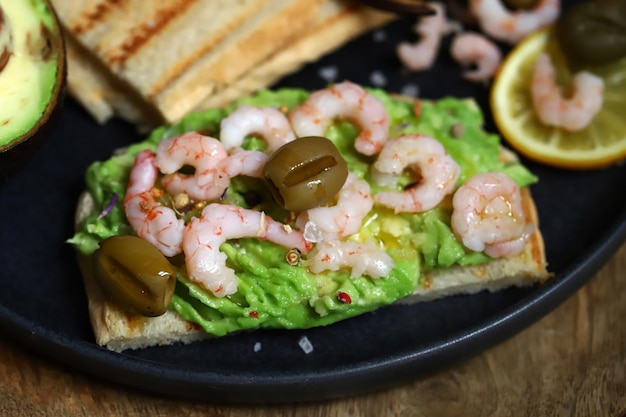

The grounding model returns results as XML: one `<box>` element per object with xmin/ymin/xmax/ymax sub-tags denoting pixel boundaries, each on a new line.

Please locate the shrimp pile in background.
<box><xmin>397</xmin><ymin>0</ymin><xmax>606</xmax><ymax>132</ymax></box>
<box><xmin>397</xmin><ymin>0</ymin><xmax>560</xmax><ymax>83</ymax></box>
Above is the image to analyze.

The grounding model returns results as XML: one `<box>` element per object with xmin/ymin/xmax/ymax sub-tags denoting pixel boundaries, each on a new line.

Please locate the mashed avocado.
<box><xmin>68</xmin><ymin>88</ymin><xmax>537</xmax><ymax>337</ymax></box>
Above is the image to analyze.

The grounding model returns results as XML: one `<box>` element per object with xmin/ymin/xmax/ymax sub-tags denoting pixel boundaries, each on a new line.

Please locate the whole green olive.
<box><xmin>263</xmin><ymin>136</ymin><xmax>348</xmax><ymax>211</ymax></box>
<box><xmin>557</xmin><ymin>0</ymin><xmax>626</xmax><ymax>65</ymax></box>
<box><xmin>93</xmin><ymin>235</ymin><xmax>177</xmax><ymax>317</ymax></box>
<box><xmin>502</xmin><ymin>0</ymin><xmax>538</xmax><ymax>11</ymax></box>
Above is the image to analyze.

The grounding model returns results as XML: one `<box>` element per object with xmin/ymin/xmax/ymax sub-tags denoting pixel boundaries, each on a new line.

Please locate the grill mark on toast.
<box><xmin>70</xmin><ymin>0</ymin><xmax>129</xmax><ymax>36</ymax></box>
<box><xmin>143</xmin><ymin>22</ymin><xmax>237</xmax><ymax>98</ymax></box>
<box><xmin>144</xmin><ymin>4</ymin><xmax>260</xmax><ymax>98</ymax></box>
<box><xmin>103</xmin><ymin>0</ymin><xmax>197</xmax><ymax>68</ymax></box>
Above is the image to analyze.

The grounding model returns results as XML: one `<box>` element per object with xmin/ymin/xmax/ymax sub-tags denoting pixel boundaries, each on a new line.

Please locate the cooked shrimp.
<box><xmin>218</xmin><ymin>148</ymin><xmax>269</xmax><ymax>180</ymax></box>
<box><xmin>451</xmin><ymin>172</ymin><xmax>532</xmax><ymax>258</ymax></box>
<box><xmin>183</xmin><ymin>204</ymin><xmax>311</xmax><ymax>297</ymax></box>
<box><xmin>295</xmin><ymin>173</ymin><xmax>374</xmax><ymax>243</ymax></box>
<box><xmin>305</xmin><ymin>240</ymin><xmax>394</xmax><ymax>279</ymax></box>
<box><xmin>155</xmin><ymin>132</ymin><xmax>230</xmax><ymax>202</ymax></box>
<box><xmin>294</xmin><ymin>173</ymin><xmax>391</xmax><ymax>278</ymax></box>
<box><xmin>397</xmin><ymin>2</ymin><xmax>447</xmax><ymax>71</ymax></box>
<box><xmin>219</xmin><ymin>105</ymin><xmax>296</xmax><ymax>153</ymax></box>
<box><xmin>469</xmin><ymin>0</ymin><xmax>559</xmax><ymax>44</ymax></box>
<box><xmin>450</xmin><ymin>31</ymin><xmax>502</xmax><ymax>84</ymax></box>
<box><xmin>372</xmin><ymin>134</ymin><xmax>461</xmax><ymax>213</ymax></box>
<box><xmin>531</xmin><ymin>53</ymin><xmax>604</xmax><ymax>132</ymax></box>
<box><xmin>289</xmin><ymin>81</ymin><xmax>389</xmax><ymax>156</ymax></box>
<box><xmin>123</xmin><ymin>149</ymin><xmax>185</xmax><ymax>257</ymax></box>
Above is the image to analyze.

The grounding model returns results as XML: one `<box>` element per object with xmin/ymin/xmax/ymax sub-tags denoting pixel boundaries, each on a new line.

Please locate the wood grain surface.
<box><xmin>1</xmin><ymin>242</ymin><xmax>625</xmax><ymax>417</ymax></box>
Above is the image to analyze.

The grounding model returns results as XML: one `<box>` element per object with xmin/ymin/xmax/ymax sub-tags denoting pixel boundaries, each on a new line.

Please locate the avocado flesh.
<box><xmin>0</xmin><ymin>0</ymin><xmax>63</xmax><ymax>148</ymax></box>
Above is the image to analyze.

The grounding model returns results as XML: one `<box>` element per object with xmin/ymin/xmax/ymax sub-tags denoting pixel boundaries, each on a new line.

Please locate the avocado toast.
<box><xmin>69</xmin><ymin>83</ymin><xmax>550</xmax><ymax>352</ymax></box>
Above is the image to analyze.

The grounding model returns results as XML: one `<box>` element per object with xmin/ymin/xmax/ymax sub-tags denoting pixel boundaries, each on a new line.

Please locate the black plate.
<box><xmin>1</xmin><ymin>1</ymin><xmax>625</xmax><ymax>403</ymax></box>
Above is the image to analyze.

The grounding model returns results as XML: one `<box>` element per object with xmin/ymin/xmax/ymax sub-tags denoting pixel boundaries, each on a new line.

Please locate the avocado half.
<box><xmin>0</xmin><ymin>0</ymin><xmax>66</xmax><ymax>179</ymax></box>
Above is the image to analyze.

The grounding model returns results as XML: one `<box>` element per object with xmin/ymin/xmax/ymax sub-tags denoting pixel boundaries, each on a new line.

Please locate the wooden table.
<box><xmin>2</xmin><ymin>242</ymin><xmax>625</xmax><ymax>417</ymax></box>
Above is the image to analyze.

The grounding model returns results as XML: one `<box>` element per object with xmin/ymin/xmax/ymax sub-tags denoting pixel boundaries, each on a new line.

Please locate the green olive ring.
<box><xmin>263</xmin><ymin>136</ymin><xmax>349</xmax><ymax>212</ymax></box>
<box><xmin>93</xmin><ymin>235</ymin><xmax>177</xmax><ymax>317</ymax></box>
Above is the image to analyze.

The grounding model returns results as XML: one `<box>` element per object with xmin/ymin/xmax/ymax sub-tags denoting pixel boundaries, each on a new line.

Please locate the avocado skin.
<box><xmin>0</xmin><ymin>0</ymin><xmax>67</xmax><ymax>181</ymax></box>
<box><xmin>0</xmin><ymin>84</ymin><xmax>66</xmax><ymax>181</ymax></box>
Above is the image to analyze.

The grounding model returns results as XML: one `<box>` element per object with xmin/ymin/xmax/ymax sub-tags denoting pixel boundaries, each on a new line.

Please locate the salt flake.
<box><xmin>401</xmin><ymin>83</ymin><xmax>420</xmax><ymax>98</ymax></box>
<box><xmin>298</xmin><ymin>336</ymin><xmax>314</xmax><ymax>354</ymax></box>
<box><xmin>369</xmin><ymin>70</ymin><xmax>387</xmax><ymax>87</ymax></box>
<box><xmin>372</xmin><ymin>30</ymin><xmax>387</xmax><ymax>43</ymax></box>
<box><xmin>318</xmin><ymin>66</ymin><xmax>338</xmax><ymax>83</ymax></box>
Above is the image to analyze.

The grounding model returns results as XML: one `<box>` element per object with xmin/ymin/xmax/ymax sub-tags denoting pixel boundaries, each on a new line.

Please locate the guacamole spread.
<box><xmin>68</xmin><ymin>88</ymin><xmax>537</xmax><ymax>337</ymax></box>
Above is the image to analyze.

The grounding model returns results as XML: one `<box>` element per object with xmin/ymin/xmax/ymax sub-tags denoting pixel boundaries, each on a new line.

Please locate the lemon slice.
<box><xmin>491</xmin><ymin>27</ymin><xmax>626</xmax><ymax>170</ymax></box>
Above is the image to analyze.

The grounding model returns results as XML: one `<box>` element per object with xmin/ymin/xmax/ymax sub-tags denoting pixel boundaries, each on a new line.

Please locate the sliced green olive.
<box><xmin>93</xmin><ymin>235</ymin><xmax>176</xmax><ymax>317</ymax></box>
<box><xmin>263</xmin><ymin>136</ymin><xmax>348</xmax><ymax>211</ymax></box>
<box><xmin>557</xmin><ymin>0</ymin><xmax>626</xmax><ymax>65</ymax></box>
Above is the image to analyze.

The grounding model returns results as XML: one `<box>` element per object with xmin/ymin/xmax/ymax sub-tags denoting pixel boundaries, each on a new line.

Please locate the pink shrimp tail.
<box><xmin>260</xmin><ymin>213</ymin><xmax>312</xmax><ymax>254</ymax></box>
<box><xmin>124</xmin><ymin>149</ymin><xmax>157</xmax><ymax>203</ymax></box>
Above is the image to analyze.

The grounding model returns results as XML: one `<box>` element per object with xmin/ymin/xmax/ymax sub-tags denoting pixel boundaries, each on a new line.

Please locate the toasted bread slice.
<box><xmin>54</xmin><ymin>0</ymin><xmax>261</xmax><ymax>130</ymax></box>
<box><xmin>52</xmin><ymin>0</ymin><xmax>266</xmax><ymax>92</ymax></box>
<box><xmin>196</xmin><ymin>1</ymin><xmax>395</xmax><ymax>110</ymax></box>
<box><xmin>74</xmin><ymin>168</ymin><xmax>549</xmax><ymax>352</ymax></box>
<box><xmin>55</xmin><ymin>0</ymin><xmax>394</xmax><ymax>129</ymax></box>
<box><xmin>53</xmin><ymin>0</ymin><xmax>324</xmax><ymax>124</ymax></box>
<box><xmin>151</xmin><ymin>0</ymin><xmax>326</xmax><ymax>122</ymax></box>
